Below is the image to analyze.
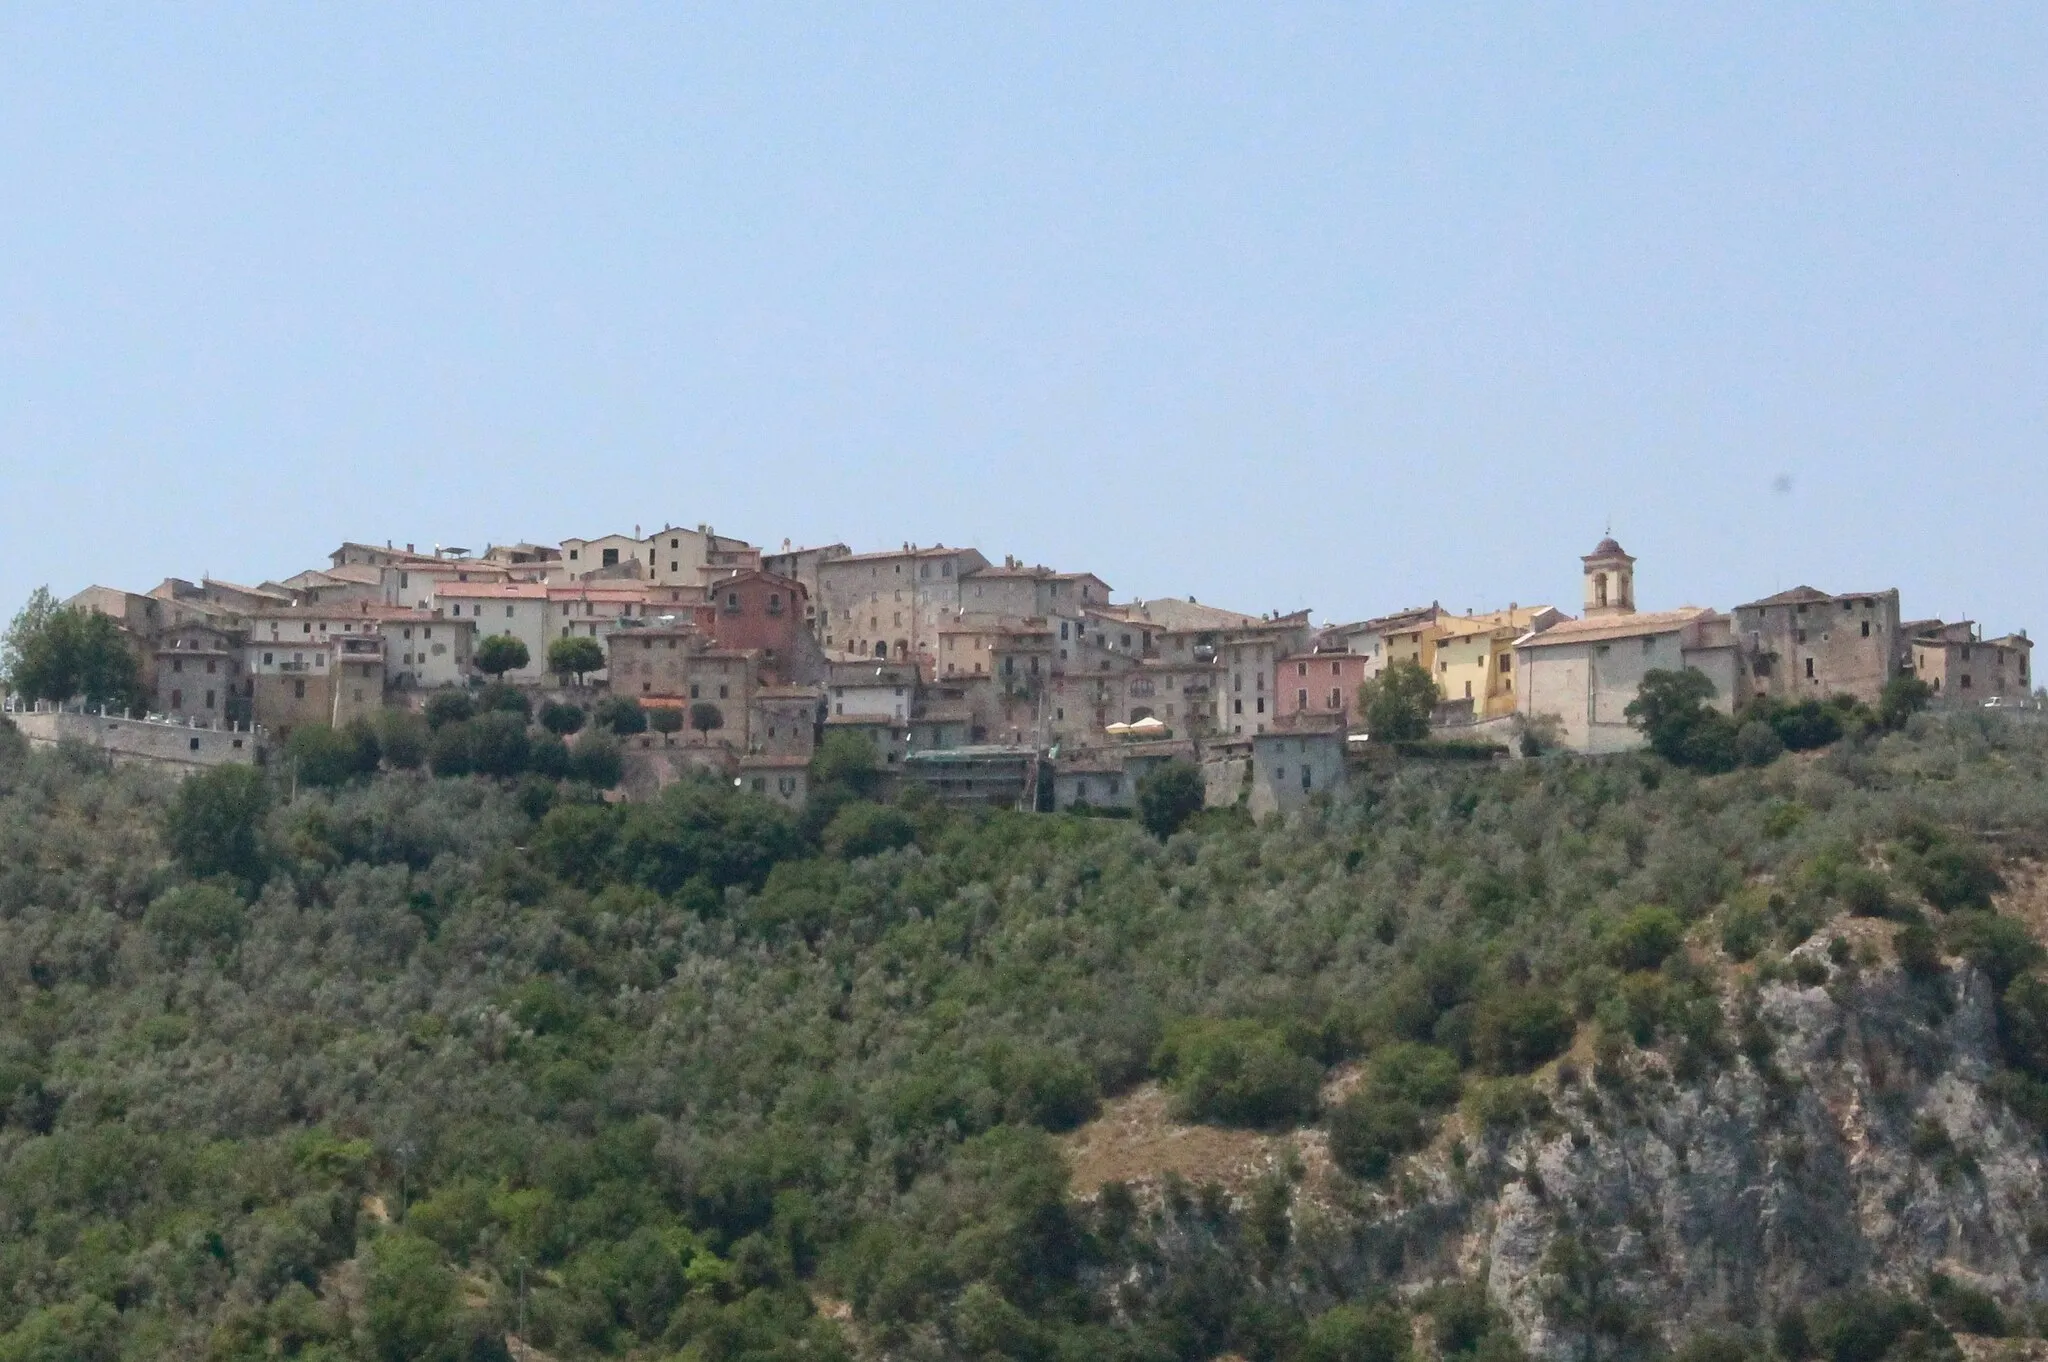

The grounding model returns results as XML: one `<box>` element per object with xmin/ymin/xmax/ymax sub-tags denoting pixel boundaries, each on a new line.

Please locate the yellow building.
<box><xmin>1433</xmin><ymin>605</ymin><xmax>1564</xmax><ymax>719</ymax></box>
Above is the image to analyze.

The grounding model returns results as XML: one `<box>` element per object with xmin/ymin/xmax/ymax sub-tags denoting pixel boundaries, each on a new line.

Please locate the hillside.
<box><xmin>2</xmin><ymin>713</ymin><xmax>2048</xmax><ymax>1362</ymax></box>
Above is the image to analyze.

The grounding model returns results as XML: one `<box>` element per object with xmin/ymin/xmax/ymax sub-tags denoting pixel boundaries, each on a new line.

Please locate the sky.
<box><xmin>2</xmin><ymin>5</ymin><xmax>2043</xmax><ymax>633</ymax></box>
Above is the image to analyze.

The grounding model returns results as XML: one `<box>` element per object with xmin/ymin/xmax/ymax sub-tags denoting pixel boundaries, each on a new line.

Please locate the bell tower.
<box><xmin>1582</xmin><ymin>536</ymin><xmax>1636</xmax><ymax>618</ymax></box>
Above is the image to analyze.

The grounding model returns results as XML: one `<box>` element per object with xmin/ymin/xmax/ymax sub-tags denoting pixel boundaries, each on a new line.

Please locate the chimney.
<box><xmin>407</xmin><ymin>543</ymin><xmax>415</xmax><ymax>554</ymax></box>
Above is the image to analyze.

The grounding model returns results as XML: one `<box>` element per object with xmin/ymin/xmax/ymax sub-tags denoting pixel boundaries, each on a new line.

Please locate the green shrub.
<box><xmin>1465</xmin><ymin>1076</ymin><xmax>1551</xmax><ymax>1132</ymax></box>
<box><xmin>1799</xmin><ymin>1290</ymin><xmax>1956</xmax><ymax>1362</ymax></box>
<box><xmin>1895</xmin><ymin>826</ymin><xmax>2001</xmax><ymax>912</ymax></box>
<box><xmin>823</xmin><ymin>803</ymin><xmax>917</xmax><ymax>860</ymax></box>
<box><xmin>423</xmin><ymin>690</ymin><xmax>474</xmax><ymax>729</ymax></box>
<box><xmin>1605</xmin><ymin>906</ymin><xmax>1685</xmax><ymax>972</ymax></box>
<box><xmin>1721</xmin><ymin>904</ymin><xmax>1768</xmax><ymax>961</ymax></box>
<box><xmin>1942</xmin><ymin>913</ymin><xmax>2044</xmax><ymax>990</ymax></box>
<box><xmin>1735</xmin><ymin>721</ymin><xmax>1784</xmax><ymax>768</ymax></box>
<box><xmin>567</xmin><ymin>733</ymin><xmax>623</xmax><ymax>788</ymax></box>
<box><xmin>1927</xmin><ymin>1272</ymin><xmax>2006</xmax><ymax>1337</ymax></box>
<box><xmin>1299</xmin><ymin>1302</ymin><xmax>1412</xmax><ymax>1362</ymax></box>
<box><xmin>1470</xmin><ymin>987</ymin><xmax>1574</xmax><ymax>1075</ymax></box>
<box><xmin>145</xmin><ymin>884</ymin><xmax>246</xmax><ymax>962</ymax></box>
<box><xmin>1155</xmin><ymin>1019</ymin><xmax>1322</xmax><ymax>1129</ymax></box>
<box><xmin>1136</xmin><ymin>759</ymin><xmax>1205</xmax><ymax>839</ymax></box>
<box><xmin>538</xmin><ymin>700</ymin><xmax>586</xmax><ymax>736</ymax></box>
<box><xmin>593</xmin><ymin>695</ymin><xmax>648</xmax><ymax>737</ymax></box>
<box><xmin>163</xmin><ymin>763</ymin><xmax>270</xmax><ymax>887</ymax></box>
<box><xmin>378</xmin><ymin>708</ymin><xmax>429</xmax><ymax>769</ymax></box>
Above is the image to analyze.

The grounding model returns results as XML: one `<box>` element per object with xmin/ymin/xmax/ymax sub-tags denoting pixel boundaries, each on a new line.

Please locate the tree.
<box><xmin>689</xmin><ymin>701</ymin><xmax>724</xmax><ymax>741</ymax></box>
<box><xmin>1136</xmin><ymin>759</ymin><xmax>1205</xmax><ymax>839</ymax></box>
<box><xmin>423</xmin><ymin>690</ymin><xmax>474</xmax><ymax>730</ymax></box>
<box><xmin>2</xmin><ymin>591</ymin><xmax>145</xmax><ymax>711</ymax></box>
<box><xmin>823</xmin><ymin>802</ymin><xmax>917</xmax><ymax>860</ymax></box>
<box><xmin>647</xmin><ymin>706</ymin><xmax>684</xmax><ymax>736</ymax></box>
<box><xmin>1360</xmin><ymin>659</ymin><xmax>1438</xmax><ymax>742</ymax></box>
<box><xmin>1299</xmin><ymin>1304</ymin><xmax>1412</xmax><ymax>1362</ymax></box>
<box><xmin>593</xmin><ymin>695</ymin><xmax>647</xmax><ymax>736</ymax></box>
<box><xmin>567</xmin><ymin>733</ymin><xmax>623</xmax><ymax>787</ymax></box>
<box><xmin>378</xmin><ymin>709</ymin><xmax>429</xmax><ymax>769</ymax></box>
<box><xmin>538</xmin><ymin>700</ymin><xmax>586</xmax><ymax>736</ymax></box>
<box><xmin>287</xmin><ymin>722</ymin><xmax>377</xmax><ymax>788</ymax></box>
<box><xmin>477</xmin><ymin>682</ymin><xmax>531</xmax><ymax>718</ymax></box>
<box><xmin>164</xmin><ymin>764</ymin><xmax>270</xmax><ymax>888</ymax></box>
<box><xmin>547</xmin><ymin>635</ymin><xmax>605</xmax><ymax>685</ymax></box>
<box><xmin>474</xmin><ymin>634</ymin><xmax>529</xmax><ymax>679</ymax></box>
<box><xmin>0</xmin><ymin>587</ymin><xmax>59</xmax><ymax>691</ymax></box>
<box><xmin>1880</xmin><ymin>675</ymin><xmax>1935</xmax><ymax>730</ymax></box>
<box><xmin>465</xmin><ymin>711</ymin><xmax>532</xmax><ymax>779</ymax></box>
<box><xmin>1625</xmin><ymin>668</ymin><xmax>1736</xmax><ymax>772</ymax></box>
<box><xmin>365</xmin><ymin>1232</ymin><xmax>462</xmax><ymax>1362</ymax></box>
<box><xmin>811</xmin><ymin>732</ymin><xmax>882</xmax><ymax>800</ymax></box>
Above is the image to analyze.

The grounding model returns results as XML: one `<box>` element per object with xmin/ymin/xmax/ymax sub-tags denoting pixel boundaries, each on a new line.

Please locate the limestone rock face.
<box><xmin>1474</xmin><ymin>964</ymin><xmax>2047</xmax><ymax>1357</ymax></box>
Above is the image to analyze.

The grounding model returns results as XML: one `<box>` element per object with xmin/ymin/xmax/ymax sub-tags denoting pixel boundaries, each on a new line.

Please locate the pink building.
<box><xmin>1275</xmin><ymin>651</ymin><xmax>1370</xmax><ymax>726</ymax></box>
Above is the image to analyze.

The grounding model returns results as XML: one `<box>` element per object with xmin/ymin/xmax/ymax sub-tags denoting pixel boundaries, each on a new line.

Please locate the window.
<box><xmin>1962</xmin><ymin>674</ymin><xmax>1973</xmax><ymax>690</ymax></box>
<box><xmin>1298</xmin><ymin>688</ymin><xmax>1309</xmax><ymax>706</ymax></box>
<box><xmin>1298</xmin><ymin>661</ymin><xmax>1308</xmax><ymax>677</ymax></box>
<box><xmin>1805</xmin><ymin>658</ymin><xmax>1815</xmax><ymax>679</ymax></box>
<box><xmin>1464</xmin><ymin>681</ymin><xmax>1473</xmax><ymax>699</ymax></box>
<box><xmin>1234</xmin><ymin>698</ymin><xmax>1243</xmax><ymax>715</ymax></box>
<box><xmin>171</xmin><ymin>689</ymin><xmax>183</xmax><ymax>708</ymax></box>
<box><xmin>293</xmin><ymin>680</ymin><xmax>306</xmax><ymax>699</ymax></box>
<box><xmin>263</xmin><ymin>652</ymin><xmax>274</xmax><ymax>665</ymax></box>
<box><xmin>602</xmin><ymin>548</ymin><xmax>620</xmax><ymax>567</ymax></box>
<box><xmin>1256</xmin><ymin>697</ymin><xmax>1265</xmax><ymax>714</ymax></box>
<box><xmin>205</xmin><ymin>690</ymin><xmax>215</xmax><ymax>709</ymax></box>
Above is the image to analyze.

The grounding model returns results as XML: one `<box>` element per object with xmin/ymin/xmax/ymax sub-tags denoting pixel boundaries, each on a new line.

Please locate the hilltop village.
<box><xmin>9</xmin><ymin>526</ymin><xmax>2035</xmax><ymax>813</ymax></box>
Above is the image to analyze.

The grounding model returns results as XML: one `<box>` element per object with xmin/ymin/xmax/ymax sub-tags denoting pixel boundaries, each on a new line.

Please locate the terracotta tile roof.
<box><xmin>433</xmin><ymin>582</ymin><xmax>550</xmax><ymax>600</ymax></box>
<box><xmin>1515</xmin><ymin>607</ymin><xmax>1719</xmax><ymax>649</ymax></box>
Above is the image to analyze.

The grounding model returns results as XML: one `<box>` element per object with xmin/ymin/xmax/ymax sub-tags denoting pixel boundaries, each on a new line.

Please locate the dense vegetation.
<box><xmin>4</xmin><ymin>709</ymin><xmax>2048</xmax><ymax>1361</ymax></box>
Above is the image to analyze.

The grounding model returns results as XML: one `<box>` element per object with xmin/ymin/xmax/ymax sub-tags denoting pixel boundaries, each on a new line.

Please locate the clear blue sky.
<box><xmin>3</xmin><ymin>6</ymin><xmax>2042</xmax><ymax>633</ymax></box>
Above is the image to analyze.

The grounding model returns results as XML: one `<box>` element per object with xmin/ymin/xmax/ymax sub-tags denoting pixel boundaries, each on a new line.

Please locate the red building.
<box><xmin>705</xmin><ymin>570</ymin><xmax>809</xmax><ymax>673</ymax></box>
<box><xmin>1275</xmin><ymin>651</ymin><xmax>1370</xmax><ymax>726</ymax></box>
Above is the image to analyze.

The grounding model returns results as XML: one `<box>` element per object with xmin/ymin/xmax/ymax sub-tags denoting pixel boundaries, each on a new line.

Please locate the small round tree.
<box><xmin>689</xmin><ymin>701</ymin><xmax>725</xmax><ymax>743</ymax></box>
<box><xmin>547</xmin><ymin>635</ymin><xmax>605</xmax><ymax>686</ymax></box>
<box><xmin>1359</xmin><ymin>659</ymin><xmax>1438</xmax><ymax>743</ymax></box>
<box><xmin>1137</xmin><ymin>759</ymin><xmax>1205</xmax><ymax>840</ymax></box>
<box><xmin>592</xmin><ymin>695</ymin><xmax>647</xmax><ymax>736</ymax></box>
<box><xmin>538</xmin><ymin>700</ymin><xmax>586</xmax><ymax>736</ymax></box>
<box><xmin>475</xmin><ymin>634</ymin><xmax>530</xmax><ymax>680</ymax></box>
<box><xmin>648</xmin><ymin>706</ymin><xmax>684</xmax><ymax>736</ymax></box>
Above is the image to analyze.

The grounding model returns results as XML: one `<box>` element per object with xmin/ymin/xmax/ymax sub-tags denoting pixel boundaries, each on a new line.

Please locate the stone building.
<box><xmin>1513</xmin><ymin>539</ymin><xmax>1737</xmax><ymax>755</ymax></box>
<box><xmin>737</xmin><ymin>754</ymin><xmax>810</xmax><ymax>808</ymax></box>
<box><xmin>760</xmin><ymin>542</ymin><xmax>852</xmax><ymax>630</ymax></box>
<box><xmin>749</xmin><ymin>685</ymin><xmax>822</xmax><ymax>759</ymax></box>
<box><xmin>244</xmin><ymin>632</ymin><xmax>384</xmax><ymax>737</ymax></box>
<box><xmin>1248</xmin><ymin>714</ymin><xmax>1347</xmax><ymax>816</ymax></box>
<box><xmin>815</xmin><ymin>544</ymin><xmax>990</xmax><ymax>663</ymax></box>
<box><xmin>1731</xmin><ymin>586</ymin><xmax>1903</xmax><ymax>707</ymax></box>
<box><xmin>1909</xmin><ymin>623</ymin><xmax>2034</xmax><ymax>704</ymax></box>
<box><xmin>704</xmin><ymin>570</ymin><xmax>814</xmax><ymax>679</ymax></box>
<box><xmin>155</xmin><ymin>624</ymin><xmax>245</xmax><ymax>724</ymax></box>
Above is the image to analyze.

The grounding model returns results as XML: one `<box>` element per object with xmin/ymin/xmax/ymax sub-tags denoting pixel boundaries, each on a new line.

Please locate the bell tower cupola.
<box><xmin>1582</xmin><ymin>536</ymin><xmax>1636</xmax><ymax>618</ymax></box>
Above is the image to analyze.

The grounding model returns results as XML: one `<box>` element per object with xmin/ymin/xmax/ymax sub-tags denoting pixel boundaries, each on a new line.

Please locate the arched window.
<box><xmin>1594</xmin><ymin>573</ymin><xmax>1609</xmax><ymax>607</ymax></box>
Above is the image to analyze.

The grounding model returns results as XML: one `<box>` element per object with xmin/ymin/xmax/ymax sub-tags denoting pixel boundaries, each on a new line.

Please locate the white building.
<box><xmin>1513</xmin><ymin>539</ymin><xmax>1737</xmax><ymax>754</ymax></box>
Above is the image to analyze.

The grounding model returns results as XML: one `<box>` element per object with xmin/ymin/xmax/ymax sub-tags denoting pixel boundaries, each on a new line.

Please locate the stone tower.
<box><xmin>1582</xmin><ymin>537</ymin><xmax>1636</xmax><ymax>618</ymax></box>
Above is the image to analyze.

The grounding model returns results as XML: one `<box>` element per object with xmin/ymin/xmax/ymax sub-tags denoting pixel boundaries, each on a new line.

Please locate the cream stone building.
<box><xmin>1514</xmin><ymin>539</ymin><xmax>1736</xmax><ymax>754</ymax></box>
